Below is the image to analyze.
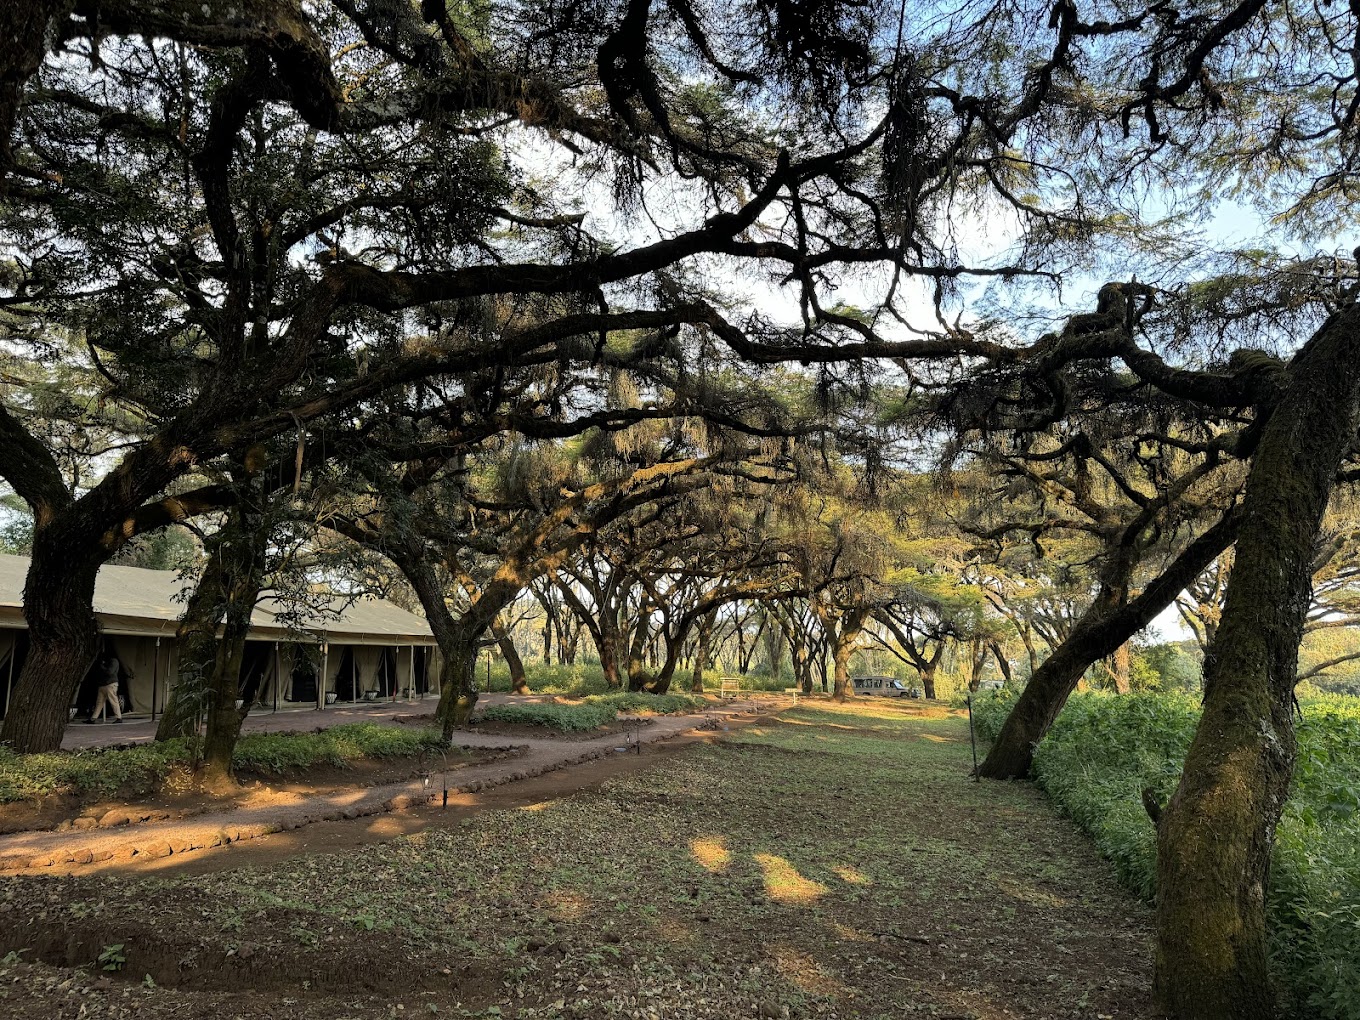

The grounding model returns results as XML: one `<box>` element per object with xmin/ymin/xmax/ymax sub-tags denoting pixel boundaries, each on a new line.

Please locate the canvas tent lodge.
<box><xmin>0</xmin><ymin>553</ymin><xmax>440</xmax><ymax>722</ymax></box>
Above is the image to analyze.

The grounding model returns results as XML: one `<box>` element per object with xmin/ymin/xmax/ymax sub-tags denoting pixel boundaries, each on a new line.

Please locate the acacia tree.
<box><xmin>7</xmin><ymin>0</ymin><xmax>1013</xmax><ymax>753</ymax></box>
<box><xmin>943</xmin><ymin>378</ymin><xmax>1247</xmax><ymax>779</ymax></box>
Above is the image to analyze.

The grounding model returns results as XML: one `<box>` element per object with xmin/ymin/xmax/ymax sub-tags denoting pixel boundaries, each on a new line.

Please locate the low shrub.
<box><xmin>0</xmin><ymin>740</ymin><xmax>190</xmax><ymax>802</ymax></box>
<box><xmin>0</xmin><ymin>722</ymin><xmax>446</xmax><ymax>801</ymax></box>
<box><xmin>582</xmin><ymin>691</ymin><xmax>702</xmax><ymax>715</ymax></box>
<box><xmin>478</xmin><ymin>702</ymin><xmax>617</xmax><ymax>732</ymax></box>
<box><xmin>232</xmin><ymin>723</ymin><xmax>445</xmax><ymax>774</ymax></box>
<box><xmin>988</xmin><ymin>690</ymin><xmax>1360</xmax><ymax>1019</ymax></box>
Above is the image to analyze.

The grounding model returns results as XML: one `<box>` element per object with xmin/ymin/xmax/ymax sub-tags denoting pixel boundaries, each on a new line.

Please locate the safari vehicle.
<box><xmin>976</xmin><ymin>680</ymin><xmax>1005</xmax><ymax>692</ymax></box>
<box><xmin>851</xmin><ymin>675</ymin><xmax>920</xmax><ymax>699</ymax></box>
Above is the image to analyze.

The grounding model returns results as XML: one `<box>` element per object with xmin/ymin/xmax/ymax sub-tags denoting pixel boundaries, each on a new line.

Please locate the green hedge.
<box><xmin>478</xmin><ymin>691</ymin><xmax>703</xmax><ymax>732</ymax></box>
<box><xmin>0</xmin><ymin>723</ymin><xmax>446</xmax><ymax>802</ymax></box>
<box><xmin>973</xmin><ymin>688</ymin><xmax>1360</xmax><ymax>1019</ymax></box>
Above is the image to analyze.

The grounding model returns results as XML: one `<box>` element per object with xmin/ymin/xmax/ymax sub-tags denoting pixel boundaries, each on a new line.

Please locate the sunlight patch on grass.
<box><xmin>754</xmin><ymin>853</ymin><xmax>828</xmax><ymax>904</ymax></box>
<box><xmin>996</xmin><ymin>876</ymin><xmax>1068</xmax><ymax>908</ymax></box>
<box><xmin>542</xmin><ymin>889</ymin><xmax>590</xmax><ymax>920</ymax></box>
<box><xmin>691</xmin><ymin>835</ymin><xmax>732</xmax><ymax>872</ymax></box>
<box><xmin>655</xmin><ymin>915</ymin><xmax>697</xmax><ymax>945</ymax></box>
<box><xmin>517</xmin><ymin>800</ymin><xmax>556</xmax><ymax>812</ymax></box>
<box><xmin>832</xmin><ymin>865</ymin><xmax>871</xmax><ymax>885</ymax></box>
<box><xmin>830</xmin><ymin>921</ymin><xmax>872</xmax><ymax>942</ymax></box>
<box><xmin>771</xmin><ymin>944</ymin><xmax>849</xmax><ymax>996</ymax></box>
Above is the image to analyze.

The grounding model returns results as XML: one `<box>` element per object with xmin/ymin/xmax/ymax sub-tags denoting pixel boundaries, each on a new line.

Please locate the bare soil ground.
<box><xmin>0</xmin><ymin>746</ymin><xmax>521</xmax><ymax>836</ymax></box>
<box><xmin>0</xmin><ymin>700</ymin><xmax>1164</xmax><ymax>1020</ymax></box>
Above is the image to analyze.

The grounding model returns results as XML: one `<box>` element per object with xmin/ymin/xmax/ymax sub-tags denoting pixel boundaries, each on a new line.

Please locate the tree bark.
<box><xmin>197</xmin><ymin>503</ymin><xmax>270</xmax><ymax>785</ymax></box>
<box><xmin>919</xmin><ymin>663</ymin><xmax>937</xmax><ymax>700</ymax></box>
<box><xmin>492</xmin><ymin>616</ymin><xmax>528</xmax><ymax>693</ymax></box>
<box><xmin>967</xmin><ymin>637</ymin><xmax>988</xmax><ymax>692</ymax></box>
<box><xmin>0</xmin><ymin>534</ymin><xmax>103</xmax><ymax>753</ymax></box>
<box><xmin>155</xmin><ymin>546</ymin><xmax>230</xmax><ymax>741</ymax></box>
<box><xmin>1154</xmin><ymin>304</ymin><xmax>1360</xmax><ymax>1020</ymax></box>
<box><xmin>830</xmin><ymin>611</ymin><xmax>866</xmax><ymax>701</ymax></box>
<box><xmin>598</xmin><ymin>617</ymin><xmax>623</xmax><ymax>686</ymax></box>
<box><xmin>979</xmin><ymin>510</ymin><xmax>1241</xmax><ymax>780</ymax></box>
<box><xmin>1109</xmin><ymin>641</ymin><xmax>1131</xmax><ymax>694</ymax></box>
<box><xmin>691</xmin><ymin>608</ymin><xmax>717</xmax><ymax>693</ymax></box>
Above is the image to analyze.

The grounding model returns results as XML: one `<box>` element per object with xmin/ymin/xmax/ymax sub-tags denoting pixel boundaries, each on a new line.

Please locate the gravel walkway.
<box><xmin>0</xmin><ymin>699</ymin><xmax>764</xmax><ymax>872</ymax></box>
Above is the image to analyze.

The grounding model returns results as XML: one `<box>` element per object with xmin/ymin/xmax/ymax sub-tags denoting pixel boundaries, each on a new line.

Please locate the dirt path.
<box><xmin>0</xmin><ymin>700</ymin><xmax>766</xmax><ymax>874</ymax></box>
<box><xmin>0</xmin><ymin>700</ymin><xmax>1161</xmax><ymax>1020</ymax></box>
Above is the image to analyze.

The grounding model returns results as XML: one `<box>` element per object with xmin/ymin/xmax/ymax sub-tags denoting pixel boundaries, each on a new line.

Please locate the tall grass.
<box><xmin>973</xmin><ymin>688</ymin><xmax>1360</xmax><ymax>1019</ymax></box>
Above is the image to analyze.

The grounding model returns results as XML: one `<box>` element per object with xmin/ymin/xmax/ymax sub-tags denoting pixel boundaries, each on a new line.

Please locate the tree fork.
<box><xmin>978</xmin><ymin>510</ymin><xmax>1241</xmax><ymax>780</ymax></box>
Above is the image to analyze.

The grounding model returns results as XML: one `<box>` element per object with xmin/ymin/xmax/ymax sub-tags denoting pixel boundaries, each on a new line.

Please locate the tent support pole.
<box><xmin>319</xmin><ymin>641</ymin><xmax>328</xmax><ymax>712</ymax></box>
<box><xmin>150</xmin><ymin>636</ymin><xmax>160</xmax><ymax>720</ymax></box>
<box><xmin>273</xmin><ymin>643</ymin><xmax>280</xmax><ymax>713</ymax></box>
<box><xmin>4</xmin><ymin>636</ymin><xmax>15</xmax><ymax>718</ymax></box>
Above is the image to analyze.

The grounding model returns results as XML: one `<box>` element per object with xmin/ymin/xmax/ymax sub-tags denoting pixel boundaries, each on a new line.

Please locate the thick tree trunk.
<box><xmin>197</xmin><ymin>626</ymin><xmax>251</xmax><ymax>788</ymax></box>
<box><xmin>156</xmin><ymin>549</ymin><xmax>231</xmax><ymax>741</ymax></box>
<box><xmin>598</xmin><ymin>618</ymin><xmax>623</xmax><ymax>686</ymax></box>
<box><xmin>967</xmin><ymin>637</ymin><xmax>987</xmax><ymax>692</ymax></box>
<box><xmin>831</xmin><ymin>618</ymin><xmax>863</xmax><ymax>701</ymax></box>
<box><xmin>492</xmin><ymin>617</ymin><xmax>528</xmax><ymax>693</ymax></box>
<box><xmin>197</xmin><ymin>517</ymin><xmax>268</xmax><ymax>786</ymax></box>
<box><xmin>434</xmin><ymin>636</ymin><xmax>479</xmax><ymax>742</ymax></box>
<box><xmin>625</xmin><ymin>608</ymin><xmax>651</xmax><ymax>686</ymax></box>
<box><xmin>561</xmin><ymin>620</ymin><xmax>579</xmax><ymax>665</ymax></box>
<box><xmin>0</xmin><ymin>537</ymin><xmax>102</xmax><ymax>753</ymax></box>
<box><xmin>1154</xmin><ymin>305</ymin><xmax>1360</xmax><ymax>1020</ymax></box>
<box><xmin>0</xmin><ymin>0</ymin><xmax>65</xmax><ymax>181</ymax></box>
<box><xmin>979</xmin><ymin>511</ymin><xmax>1240</xmax><ymax>780</ymax></box>
<box><xmin>919</xmin><ymin>664</ymin><xmax>937</xmax><ymax>700</ymax></box>
<box><xmin>761</xmin><ymin>611</ymin><xmax>785</xmax><ymax>678</ymax></box>
<box><xmin>691</xmin><ymin>609</ymin><xmax>716</xmax><ymax>693</ymax></box>
<box><xmin>990</xmin><ymin>642</ymin><xmax>1012</xmax><ymax>684</ymax></box>
<box><xmin>1017</xmin><ymin>625</ymin><xmax>1040</xmax><ymax>677</ymax></box>
<box><xmin>1109</xmin><ymin>642</ymin><xmax>1131</xmax><ymax>694</ymax></box>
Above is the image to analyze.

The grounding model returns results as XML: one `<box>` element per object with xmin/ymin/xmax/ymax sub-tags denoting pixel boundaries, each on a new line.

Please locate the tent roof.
<box><xmin>0</xmin><ymin>553</ymin><xmax>434</xmax><ymax>644</ymax></box>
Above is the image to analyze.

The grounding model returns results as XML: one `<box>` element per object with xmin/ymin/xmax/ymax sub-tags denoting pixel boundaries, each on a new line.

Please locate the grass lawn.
<box><xmin>0</xmin><ymin>699</ymin><xmax>1158</xmax><ymax>1020</ymax></box>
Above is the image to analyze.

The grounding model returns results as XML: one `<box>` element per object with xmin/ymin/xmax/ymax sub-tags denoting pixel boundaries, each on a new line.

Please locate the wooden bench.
<box><xmin>783</xmin><ymin>687</ymin><xmax>800</xmax><ymax>702</ymax></box>
<box><xmin>719</xmin><ymin>676</ymin><xmax>742</xmax><ymax>699</ymax></box>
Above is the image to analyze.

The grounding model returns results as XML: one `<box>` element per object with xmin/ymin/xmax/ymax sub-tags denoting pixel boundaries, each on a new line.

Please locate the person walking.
<box><xmin>90</xmin><ymin>651</ymin><xmax>123</xmax><ymax>723</ymax></box>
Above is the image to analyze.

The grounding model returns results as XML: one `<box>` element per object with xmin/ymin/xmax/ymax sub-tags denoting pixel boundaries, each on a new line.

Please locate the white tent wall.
<box><xmin>105</xmin><ymin>636</ymin><xmax>164</xmax><ymax>715</ymax></box>
<box><xmin>353</xmin><ymin>645</ymin><xmax>381</xmax><ymax>698</ymax></box>
<box><xmin>397</xmin><ymin>646</ymin><xmax>417</xmax><ymax>697</ymax></box>
<box><xmin>239</xmin><ymin>640</ymin><xmax>282</xmax><ymax>709</ymax></box>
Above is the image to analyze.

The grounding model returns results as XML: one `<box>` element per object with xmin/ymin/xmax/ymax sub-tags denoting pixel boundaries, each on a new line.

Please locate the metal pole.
<box><xmin>319</xmin><ymin>640</ymin><xmax>328</xmax><ymax>711</ymax></box>
<box><xmin>966</xmin><ymin>694</ymin><xmax>979</xmax><ymax>781</ymax></box>
<box><xmin>3</xmin><ymin>634</ymin><xmax>14</xmax><ymax>717</ymax></box>
<box><xmin>273</xmin><ymin>642</ymin><xmax>280</xmax><ymax>714</ymax></box>
<box><xmin>150</xmin><ymin>636</ymin><xmax>160</xmax><ymax>720</ymax></box>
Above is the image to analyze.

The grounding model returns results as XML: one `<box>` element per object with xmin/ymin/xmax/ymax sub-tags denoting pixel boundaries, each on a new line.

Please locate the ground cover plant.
<box><xmin>0</xmin><ymin>699</ymin><xmax>1160</xmax><ymax>1020</ymax></box>
<box><xmin>0</xmin><ymin>723</ymin><xmax>447</xmax><ymax>803</ymax></box>
<box><xmin>477</xmin><ymin>692</ymin><xmax>703</xmax><ymax>732</ymax></box>
<box><xmin>480</xmin><ymin>662</ymin><xmax>793</xmax><ymax>697</ymax></box>
<box><xmin>973</xmin><ymin>689</ymin><xmax>1360</xmax><ymax>1019</ymax></box>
